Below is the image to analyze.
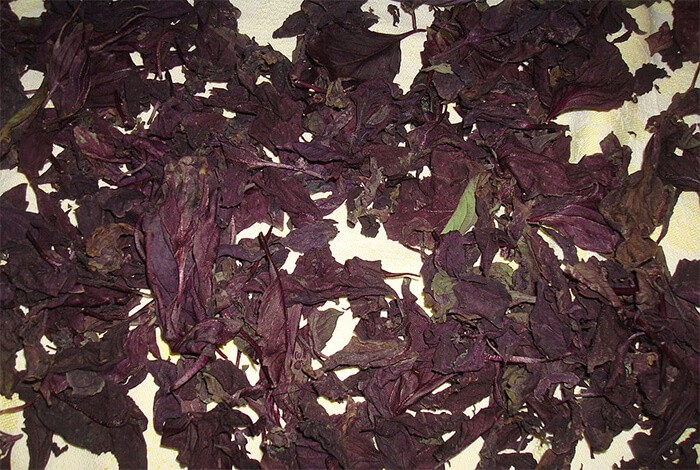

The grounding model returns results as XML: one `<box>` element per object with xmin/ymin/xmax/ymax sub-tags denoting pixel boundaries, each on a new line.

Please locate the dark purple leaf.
<box><xmin>47</xmin><ymin>24</ymin><xmax>90</xmax><ymax>117</ymax></box>
<box><xmin>307</xmin><ymin>24</ymin><xmax>415</xmax><ymax>82</ymax></box>
<box><xmin>2</xmin><ymin>1</ymin><xmax>697</xmax><ymax>468</ymax></box>
<box><xmin>671</xmin><ymin>259</ymin><xmax>700</xmax><ymax>306</ymax></box>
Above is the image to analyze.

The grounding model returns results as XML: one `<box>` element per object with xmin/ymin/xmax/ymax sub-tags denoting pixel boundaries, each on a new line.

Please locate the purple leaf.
<box><xmin>307</xmin><ymin>24</ymin><xmax>415</xmax><ymax>82</ymax></box>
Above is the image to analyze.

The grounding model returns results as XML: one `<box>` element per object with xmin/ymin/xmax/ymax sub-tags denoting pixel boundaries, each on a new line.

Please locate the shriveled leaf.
<box><xmin>307</xmin><ymin>24</ymin><xmax>414</xmax><ymax>82</ymax></box>
<box><xmin>442</xmin><ymin>173</ymin><xmax>484</xmax><ymax>235</ymax></box>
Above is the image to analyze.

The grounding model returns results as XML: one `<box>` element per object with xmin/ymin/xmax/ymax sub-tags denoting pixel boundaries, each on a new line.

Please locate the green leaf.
<box><xmin>431</xmin><ymin>271</ymin><xmax>454</xmax><ymax>296</ymax></box>
<box><xmin>490</xmin><ymin>262</ymin><xmax>515</xmax><ymax>287</ymax></box>
<box><xmin>0</xmin><ymin>78</ymin><xmax>47</xmax><ymax>144</ymax></box>
<box><xmin>441</xmin><ymin>174</ymin><xmax>484</xmax><ymax>235</ymax></box>
<box><xmin>421</xmin><ymin>63</ymin><xmax>453</xmax><ymax>74</ymax></box>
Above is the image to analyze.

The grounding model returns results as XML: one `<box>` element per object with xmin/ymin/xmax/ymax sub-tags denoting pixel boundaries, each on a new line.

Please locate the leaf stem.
<box><xmin>293</xmin><ymin>80</ymin><xmax>325</xmax><ymax>93</ymax></box>
<box><xmin>0</xmin><ymin>400</ymin><xmax>34</xmax><ymax>415</ymax></box>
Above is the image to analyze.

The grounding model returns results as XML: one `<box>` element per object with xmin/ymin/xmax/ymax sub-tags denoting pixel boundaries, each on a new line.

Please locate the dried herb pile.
<box><xmin>1</xmin><ymin>0</ymin><xmax>699</xmax><ymax>468</ymax></box>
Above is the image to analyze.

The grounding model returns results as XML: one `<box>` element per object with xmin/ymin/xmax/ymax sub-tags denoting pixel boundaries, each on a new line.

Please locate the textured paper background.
<box><xmin>1</xmin><ymin>0</ymin><xmax>697</xmax><ymax>468</ymax></box>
